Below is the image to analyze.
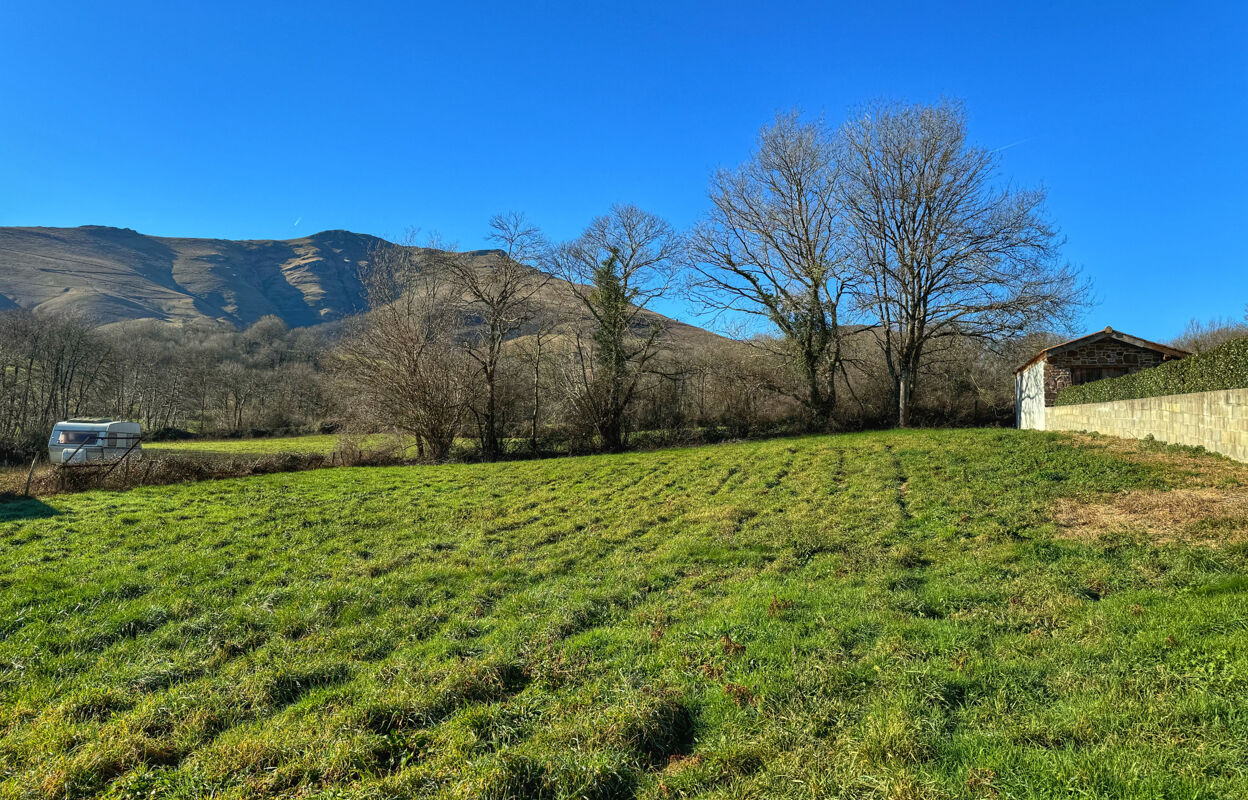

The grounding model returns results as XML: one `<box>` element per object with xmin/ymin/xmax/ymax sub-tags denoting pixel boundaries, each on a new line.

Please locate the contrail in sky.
<box><xmin>293</xmin><ymin>216</ymin><xmax>302</xmax><ymax>227</ymax></box>
<box><xmin>990</xmin><ymin>138</ymin><xmax>1031</xmax><ymax>153</ymax></box>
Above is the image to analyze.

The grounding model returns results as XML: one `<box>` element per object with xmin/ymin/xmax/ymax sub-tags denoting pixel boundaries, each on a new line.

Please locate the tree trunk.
<box><xmin>483</xmin><ymin>380</ymin><xmax>499</xmax><ymax>461</ymax></box>
<box><xmin>803</xmin><ymin>351</ymin><xmax>835</xmax><ymax>432</ymax></box>
<box><xmin>897</xmin><ymin>361</ymin><xmax>918</xmax><ymax>428</ymax></box>
<box><xmin>600</xmin><ymin>418</ymin><xmax>625</xmax><ymax>453</ymax></box>
<box><xmin>898</xmin><ymin>374</ymin><xmax>911</xmax><ymax>427</ymax></box>
<box><xmin>529</xmin><ymin>353</ymin><xmax>541</xmax><ymax>454</ymax></box>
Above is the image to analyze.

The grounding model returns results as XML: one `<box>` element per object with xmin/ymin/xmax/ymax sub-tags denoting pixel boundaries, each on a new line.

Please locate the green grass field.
<box><xmin>2</xmin><ymin>429</ymin><xmax>1247</xmax><ymax>799</ymax></box>
<box><xmin>144</xmin><ymin>434</ymin><xmax>412</xmax><ymax>457</ymax></box>
<box><xmin>145</xmin><ymin>434</ymin><xmax>342</xmax><ymax>455</ymax></box>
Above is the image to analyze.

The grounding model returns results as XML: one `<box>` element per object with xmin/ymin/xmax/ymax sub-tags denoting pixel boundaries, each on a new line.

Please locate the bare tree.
<box><xmin>333</xmin><ymin>239</ymin><xmax>472</xmax><ymax>461</ymax></box>
<box><xmin>516</xmin><ymin>316</ymin><xmax>556</xmax><ymax>454</ymax></box>
<box><xmin>0</xmin><ymin>306</ymin><xmax>333</xmax><ymax>458</ymax></box>
<box><xmin>688</xmin><ymin>111</ymin><xmax>858</xmax><ymax>430</ymax></box>
<box><xmin>0</xmin><ymin>311</ymin><xmax>114</xmax><ymax>460</ymax></box>
<box><xmin>440</xmin><ymin>213</ymin><xmax>549</xmax><ymax>460</ymax></box>
<box><xmin>840</xmin><ymin>99</ymin><xmax>1086</xmax><ymax>426</ymax></box>
<box><xmin>547</xmin><ymin>204</ymin><xmax>682</xmax><ymax>452</ymax></box>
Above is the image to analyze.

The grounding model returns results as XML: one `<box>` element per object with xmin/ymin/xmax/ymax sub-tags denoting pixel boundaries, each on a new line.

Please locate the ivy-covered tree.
<box><xmin>548</xmin><ymin>205</ymin><xmax>682</xmax><ymax>452</ymax></box>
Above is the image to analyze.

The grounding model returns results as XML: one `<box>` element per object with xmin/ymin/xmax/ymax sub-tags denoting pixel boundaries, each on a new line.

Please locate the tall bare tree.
<box><xmin>334</xmin><ymin>239</ymin><xmax>472</xmax><ymax>461</ymax></box>
<box><xmin>516</xmin><ymin>316</ymin><xmax>556</xmax><ymax>454</ymax></box>
<box><xmin>688</xmin><ymin>111</ymin><xmax>857</xmax><ymax>430</ymax></box>
<box><xmin>440</xmin><ymin>213</ymin><xmax>549</xmax><ymax>460</ymax></box>
<box><xmin>548</xmin><ymin>204</ymin><xmax>682</xmax><ymax>452</ymax></box>
<box><xmin>840</xmin><ymin>99</ymin><xmax>1086</xmax><ymax>426</ymax></box>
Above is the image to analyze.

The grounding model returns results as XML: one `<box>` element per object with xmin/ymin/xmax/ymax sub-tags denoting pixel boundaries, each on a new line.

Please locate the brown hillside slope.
<box><xmin>0</xmin><ymin>227</ymin><xmax>729</xmax><ymax>350</ymax></box>
<box><xmin>0</xmin><ymin>226</ymin><xmax>384</xmax><ymax>327</ymax></box>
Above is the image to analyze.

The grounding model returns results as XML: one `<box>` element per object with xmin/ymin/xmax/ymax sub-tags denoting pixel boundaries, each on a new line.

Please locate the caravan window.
<box><xmin>57</xmin><ymin>431</ymin><xmax>98</xmax><ymax>445</ymax></box>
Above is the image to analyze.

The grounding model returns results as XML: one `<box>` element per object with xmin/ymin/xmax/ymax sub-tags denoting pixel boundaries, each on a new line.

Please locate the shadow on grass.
<box><xmin>0</xmin><ymin>494</ymin><xmax>59</xmax><ymax>522</ymax></box>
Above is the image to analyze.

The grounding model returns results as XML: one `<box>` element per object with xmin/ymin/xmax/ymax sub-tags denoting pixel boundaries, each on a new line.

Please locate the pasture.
<box><xmin>144</xmin><ymin>434</ymin><xmax>406</xmax><ymax>457</ymax></box>
<box><xmin>1</xmin><ymin>430</ymin><xmax>1246</xmax><ymax>799</ymax></box>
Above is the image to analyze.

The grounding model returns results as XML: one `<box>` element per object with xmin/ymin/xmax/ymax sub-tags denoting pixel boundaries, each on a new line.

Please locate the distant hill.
<box><xmin>0</xmin><ymin>226</ymin><xmax>724</xmax><ymax>346</ymax></box>
<box><xmin>0</xmin><ymin>226</ymin><xmax>387</xmax><ymax>328</ymax></box>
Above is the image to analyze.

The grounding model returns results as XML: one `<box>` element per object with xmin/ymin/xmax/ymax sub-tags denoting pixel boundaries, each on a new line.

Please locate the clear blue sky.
<box><xmin>2</xmin><ymin>0</ymin><xmax>1244</xmax><ymax>340</ymax></box>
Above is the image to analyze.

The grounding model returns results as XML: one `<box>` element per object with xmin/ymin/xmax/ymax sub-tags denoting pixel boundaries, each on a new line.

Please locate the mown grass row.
<box><xmin>1</xmin><ymin>430</ymin><xmax>1246</xmax><ymax>798</ymax></box>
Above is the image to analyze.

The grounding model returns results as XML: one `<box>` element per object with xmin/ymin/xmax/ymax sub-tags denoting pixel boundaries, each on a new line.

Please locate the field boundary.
<box><xmin>1046</xmin><ymin>387</ymin><xmax>1248</xmax><ymax>462</ymax></box>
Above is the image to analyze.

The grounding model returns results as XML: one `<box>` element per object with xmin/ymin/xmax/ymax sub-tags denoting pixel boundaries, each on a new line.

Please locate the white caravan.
<box><xmin>47</xmin><ymin>420</ymin><xmax>143</xmax><ymax>465</ymax></box>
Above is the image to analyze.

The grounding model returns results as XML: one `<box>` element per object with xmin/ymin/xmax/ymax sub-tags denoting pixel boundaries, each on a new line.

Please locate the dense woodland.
<box><xmin>3</xmin><ymin>100</ymin><xmax>1239</xmax><ymax>464</ymax></box>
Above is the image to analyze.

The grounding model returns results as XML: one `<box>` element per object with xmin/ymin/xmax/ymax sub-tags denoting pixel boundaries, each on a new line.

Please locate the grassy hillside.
<box><xmin>2</xmin><ymin>430</ymin><xmax>1247</xmax><ymax>799</ymax></box>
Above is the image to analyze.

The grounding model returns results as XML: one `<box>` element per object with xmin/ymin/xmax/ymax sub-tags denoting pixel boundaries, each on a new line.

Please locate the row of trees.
<box><xmin>1172</xmin><ymin>317</ymin><xmax>1248</xmax><ymax>354</ymax></box>
<box><xmin>690</xmin><ymin>100</ymin><xmax>1084</xmax><ymax>427</ymax></box>
<box><xmin>334</xmin><ymin>99</ymin><xmax>1085</xmax><ymax>458</ymax></box>
<box><xmin>1</xmin><ymin>99</ymin><xmax>1105</xmax><ymax>463</ymax></box>
<box><xmin>0</xmin><ymin>313</ymin><xmax>328</xmax><ymax>461</ymax></box>
<box><xmin>332</xmin><ymin>207</ymin><xmax>688</xmax><ymax>459</ymax></box>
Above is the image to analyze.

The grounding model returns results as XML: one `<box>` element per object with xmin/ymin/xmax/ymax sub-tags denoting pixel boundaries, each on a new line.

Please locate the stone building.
<box><xmin>1015</xmin><ymin>327</ymin><xmax>1188</xmax><ymax>430</ymax></box>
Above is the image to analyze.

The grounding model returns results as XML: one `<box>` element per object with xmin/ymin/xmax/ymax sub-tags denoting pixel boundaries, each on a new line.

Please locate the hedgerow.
<box><xmin>1055</xmin><ymin>336</ymin><xmax>1248</xmax><ymax>406</ymax></box>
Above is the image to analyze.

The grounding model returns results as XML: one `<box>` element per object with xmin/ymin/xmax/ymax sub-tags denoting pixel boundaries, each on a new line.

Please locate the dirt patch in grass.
<box><xmin>1051</xmin><ymin>433</ymin><xmax>1248</xmax><ymax>546</ymax></box>
<box><xmin>1054</xmin><ymin>488</ymin><xmax>1248</xmax><ymax>546</ymax></box>
<box><xmin>1057</xmin><ymin>432</ymin><xmax>1248</xmax><ymax>489</ymax></box>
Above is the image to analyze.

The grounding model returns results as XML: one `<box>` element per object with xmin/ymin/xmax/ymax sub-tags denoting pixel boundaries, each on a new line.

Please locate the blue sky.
<box><xmin>1</xmin><ymin>0</ymin><xmax>1245</xmax><ymax>340</ymax></box>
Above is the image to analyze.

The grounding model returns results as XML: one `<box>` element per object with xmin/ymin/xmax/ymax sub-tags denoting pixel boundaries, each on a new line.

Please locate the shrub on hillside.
<box><xmin>146</xmin><ymin>427</ymin><xmax>196</xmax><ymax>441</ymax></box>
<box><xmin>1056</xmin><ymin>336</ymin><xmax>1248</xmax><ymax>406</ymax></box>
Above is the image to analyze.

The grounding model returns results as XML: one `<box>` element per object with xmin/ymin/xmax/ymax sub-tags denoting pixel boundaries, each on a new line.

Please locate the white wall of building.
<box><xmin>1015</xmin><ymin>362</ymin><xmax>1047</xmax><ymax>430</ymax></box>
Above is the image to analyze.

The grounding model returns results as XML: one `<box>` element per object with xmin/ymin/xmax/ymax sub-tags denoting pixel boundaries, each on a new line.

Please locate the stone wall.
<box><xmin>1042</xmin><ymin>341</ymin><xmax>1174</xmax><ymax>405</ymax></box>
<box><xmin>1046</xmin><ymin>388</ymin><xmax>1248</xmax><ymax>463</ymax></box>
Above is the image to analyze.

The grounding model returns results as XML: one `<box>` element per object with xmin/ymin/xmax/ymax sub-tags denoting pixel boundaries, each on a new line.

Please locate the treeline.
<box><xmin>0</xmin><ymin>313</ymin><xmax>328</xmax><ymax>462</ymax></box>
<box><xmin>332</xmin><ymin>100</ymin><xmax>1083</xmax><ymax>459</ymax></box>
<box><xmin>2</xmin><ymin>99</ymin><xmax>1092</xmax><ymax>464</ymax></box>
<box><xmin>1172</xmin><ymin>316</ymin><xmax>1248</xmax><ymax>354</ymax></box>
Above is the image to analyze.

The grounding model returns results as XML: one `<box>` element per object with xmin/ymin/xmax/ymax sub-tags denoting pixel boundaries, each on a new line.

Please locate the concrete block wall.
<box><xmin>1046</xmin><ymin>388</ymin><xmax>1248</xmax><ymax>463</ymax></box>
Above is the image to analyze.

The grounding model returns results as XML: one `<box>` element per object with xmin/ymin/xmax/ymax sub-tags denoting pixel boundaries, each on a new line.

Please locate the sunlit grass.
<box><xmin>1</xmin><ymin>429</ymin><xmax>1246</xmax><ymax>799</ymax></box>
<box><xmin>146</xmin><ymin>432</ymin><xmax>342</xmax><ymax>454</ymax></box>
<box><xmin>145</xmin><ymin>433</ymin><xmax>419</xmax><ymax>457</ymax></box>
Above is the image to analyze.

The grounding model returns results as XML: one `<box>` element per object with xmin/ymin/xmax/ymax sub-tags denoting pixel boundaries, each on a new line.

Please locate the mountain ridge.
<box><xmin>0</xmin><ymin>225</ymin><xmax>392</xmax><ymax>328</ymax></box>
<box><xmin>0</xmin><ymin>225</ymin><xmax>508</xmax><ymax>329</ymax></box>
<box><xmin>0</xmin><ymin>226</ymin><xmax>725</xmax><ymax>349</ymax></box>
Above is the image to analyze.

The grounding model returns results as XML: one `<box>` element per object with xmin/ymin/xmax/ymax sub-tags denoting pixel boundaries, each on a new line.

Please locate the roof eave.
<box><xmin>1014</xmin><ymin>328</ymin><xmax>1190</xmax><ymax>374</ymax></box>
